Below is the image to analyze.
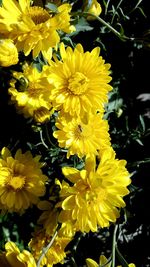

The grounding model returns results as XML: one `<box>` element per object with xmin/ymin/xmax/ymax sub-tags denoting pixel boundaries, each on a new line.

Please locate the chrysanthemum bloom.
<box><xmin>8</xmin><ymin>64</ymin><xmax>54</xmax><ymax>123</ymax></box>
<box><xmin>0</xmin><ymin>0</ymin><xmax>75</xmax><ymax>58</ymax></box>
<box><xmin>83</xmin><ymin>0</ymin><xmax>102</xmax><ymax>20</ymax></box>
<box><xmin>45</xmin><ymin>43</ymin><xmax>112</xmax><ymax>117</ymax></box>
<box><xmin>0</xmin><ymin>241</ymin><xmax>36</xmax><ymax>267</ymax></box>
<box><xmin>38</xmin><ymin>200</ymin><xmax>76</xmax><ymax>238</ymax></box>
<box><xmin>98</xmin><ymin>144</ymin><xmax>116</xmax><ymax>160</ymax></box>
<box><xmin>86</xmin><ymin>255</ymin><xmax>136</xmax><ymax>267</ymax></box>
<box><xmin>38</xmin><ymin>200</ymin><xmax>60</xmax><ymax>235</ymax></box>
<box><xmin>0</xmin><ymin>147</ymin><xmax>48</xmax><ymax>213</ymax></box>
<box><xmin>29</xmin><ymin>229</ymin><xmax>71</xmax><ymax>267</ymax></box>
<box><xmin>53</xmin><ymin>111</ymin><xmax>111</xmax><ymax>158</ymax></box>
<box><xmin>37</xmin><ymin>179</ymin><xmax>76</xmax><ymax>237</ymax></box>
<box><xmin>58</xmin><ymin>149</ymin><xmax>131</xmax><ymax>232</ymax></box>
<box><xmin>0</xmin><ymin>39</ymin><xmax>18</xmax><ymax>67</ymax></box>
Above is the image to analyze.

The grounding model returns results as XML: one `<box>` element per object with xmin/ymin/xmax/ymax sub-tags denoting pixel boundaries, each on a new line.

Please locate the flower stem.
<box><xmin>36</xmin><ymin>228</ymin><xmax>58</xmax><ymax>267</ymax></box>
<box><xmin>45</xmin><ymin>123</ymin><xmax>57</xmax><ymax>148</ymax></box>
<box><xmin>71</xmin><ymin>11</ymin><xmax>135</xmax><ymax>41</ymax></box>
<box><xmin>111</xmin><ymin>224</ymin><xmax>118</xmax><ymax>267</ymax></box>
<box><xmin>116</xmin><ymin>246</ymin><xmax>129</xmax><ymax>267</ymax></box>
<box><xmin>40</xmin><ymin>130</ymin><xmax>48</xmax><ymax>149</ymax></box>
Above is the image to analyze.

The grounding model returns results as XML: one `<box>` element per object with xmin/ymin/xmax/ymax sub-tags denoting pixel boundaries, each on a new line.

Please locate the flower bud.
<box><xmin>84</xmin><ymin>0</ymin><xmax>102</xmax><ymax>20</ymax></box>
<box><xmin>0</xmin><ymin>39</ymin><xmax>18</xmax><ymax>67</ymax></box>
<box><xmin>33</xmin><ymin>107</ymin><xmax>54</xmax><ymax>124</ymax></box>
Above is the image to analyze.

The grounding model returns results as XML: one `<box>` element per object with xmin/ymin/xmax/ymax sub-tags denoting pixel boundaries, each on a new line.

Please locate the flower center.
<box><xmin>29</xmin><ymin>6</ymin><xmax>51</xmax><ymax>25</ymax></box>
<box><xmin>28</xmin><ymin>83</ymin><xmax>43</xmax><ymax>98</ymax></box>
<box><xmin>87</xmin><ymin>188</ymin><xmax>107</xmax><ymax>205</ymax></box>
<box><xmin>74</xmin><ymin>123</ymin><xmax>93</xmax><ymax>139</ymax></box>
<box><xmin>8</xmin><ymin>175</ymin><xmax>26</xmax><ymax>191</ymax></box>
<box><xmin>74</xmin><ymin>124</ymin><xmax>82</xmax><ymax>138</ymax></box>
<box><xmin>97</xmin><ymin>188</ymin><xmax>107</xmax><ymax>202</ymax></box>
<box><xmin>68</xmin><ymin>72</ymin><xmax>89</xmax><ymax>95</ymax></box>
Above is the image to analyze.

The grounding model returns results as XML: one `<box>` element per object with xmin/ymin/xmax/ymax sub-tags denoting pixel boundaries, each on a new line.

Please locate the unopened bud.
<box><xmin>84</xmin><ymin>0</ymin><xmax>102</xmax><ymax>20</ymax></box>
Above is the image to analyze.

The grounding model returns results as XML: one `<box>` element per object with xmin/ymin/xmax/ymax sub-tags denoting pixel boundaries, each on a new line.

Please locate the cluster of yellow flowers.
<box><xmin>0</xmin><ymin>0</ymin><xmax>135</xmax><ymax>266</ymax></box>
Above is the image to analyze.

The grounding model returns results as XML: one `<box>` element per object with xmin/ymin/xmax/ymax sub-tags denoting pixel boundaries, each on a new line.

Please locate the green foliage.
<box><xmin>46</xmin><ymin>3</ymin><xmax>58</xmax><ymax>12</ymax></box>
<box><xmin>71</xmin><ymin>17</ymin><xmax>93</xmax><ymax>35</ymax></box>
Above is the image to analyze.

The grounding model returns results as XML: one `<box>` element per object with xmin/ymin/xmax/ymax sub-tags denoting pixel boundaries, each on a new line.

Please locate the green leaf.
<box><xmin>139</xmin><ymin>115</ymin><xmax>145</xmax><ymax>132</ymax></box>
<box><xmin>45</xmin><ymin>3</ymin><xmax>58</xmax><ymax>13</ymax></box>
<box><xmin>119</xmin><ymin>7</ymin><xmax>130</xmax><ymax>20</ymax></box>
<box><xmin>137</xmin><ymin>6</ymin><xmax>147</xmax><ymax>18</ymax></box>
<box><xmin>73</xmin><ymin>17</ymin><xmax>93</xmax><ymax>35</ymax></box>
<box><xmin>135</xmin><ymin>138</ymin><xmax>144</xmax><ymax>146</ymax></box>
<box><xmin>116</xmin><ymin>246</ymin><xmax>129</xmax><ymax>267</ymax></box>
<box><xmin>61</xmin><ymin>36</ymin><xmax>74</xmax><ymax>47</ymax></box>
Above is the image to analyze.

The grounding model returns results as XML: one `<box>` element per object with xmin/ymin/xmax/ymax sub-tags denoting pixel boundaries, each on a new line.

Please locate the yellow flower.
<box><xmin>84</xmin><ymin>0</ymin><xmax>102</xmax><ymax>20</ymax></box>
<box><xmin>0</xmin><ymin>39</ymin><xmax>18</xmax><ymax>67</ymax></box>
<box><xmin>8</xmin><ymin>64</ymin><xmax>54</xmax><ymax>123</ymax></box>
<box><xmin>33</xmin><ymin>107</ymin><xmax>53</xmax><ymax>124</ymax></box>
<box><xmin>86</xmin><ymin>258</ymin><xmax>99</xmax><ymax>267</ymax></box>
<box><xmin>53</xmin><ymin>111</ymin><xmax>111</xmax><ymax>158</ymax></box>
<box><xmin>86</xmin><ymin>255</ymin><xmax>111</xmax><ymax>267</ymax></box>
<box><xmin>0</xmin><ymin>147</ymin><xmax>48</xmax><ymax>213</ymax></box>
<box><xmin>0</xmin><ymin>241</ymin><xmax>36</xmax><ymax>267</ymax></box>
<box><xmin>45</xmin><ymin>43</ymin><xmax>112</xmax><ymax>117</ymax></box>
<box><xmin>86</xmin><ymin>255</ymin><xmax>136</xmax><ymax>267</ymax></box>
<box><xmin>37</xmin><ymin>200</ymin><xmax>59</xmax><ymax>236</ymax></box>
<box><xmin>38</xmin><ymin>200</ymin><xmax>76</xmax><ymax>238</ymax></box>
<box><xmin>0</xmin><ymin>0</ymin><xmax>75</xmax><ymax>58</ymax></box>
<box><xmin>29</xmin><ymin>229</ymin><xmax>71</xmax><ymax>267</ymax></box>
<box><xmin>58</xmin><ymin>149</ymin><xmax>131</xmax><ymax>232</ymax></box>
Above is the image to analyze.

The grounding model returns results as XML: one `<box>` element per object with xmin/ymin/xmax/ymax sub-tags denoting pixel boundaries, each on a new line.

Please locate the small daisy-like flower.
<box><xmin>0</xmin><ymin>241</ymin><xmax>36</xmax><ymax>267</ymax></box>
<box><xmin>0</xmin><ymin>0</ymin><xmax>75</xmax><ymax>58</ymax></box>
<box><xmin>45</xmin><ymin>43</ymin><xmax>112</xmax><ymax>117</ymax></box>
<box><xmin>53</xmin><ymin>111</ymin><xmax>111</xmax><ymax>158</ymax></box>
<box><xmin>9</xmin><ymin>64</ymin><xmax>53</xmax><ymax>123</ymax></box>
<box><xmin>58</xmin><ymin>148</ymin><xmax>131</xmax><ymax>232</ymax></box>
<box><xmin>0</xmin><ymin>39</ymin><xmax>18</xmax><ymax>67</ymax></box>
<box><xmin>0</xmin><ymin>147</ymin><xmax>48</xmax><ymax>213</ymax></box>
<box><xmin>29</xmin><ymin>229</ymin><xmax>71</xmax><ymax>267</ymax></box>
